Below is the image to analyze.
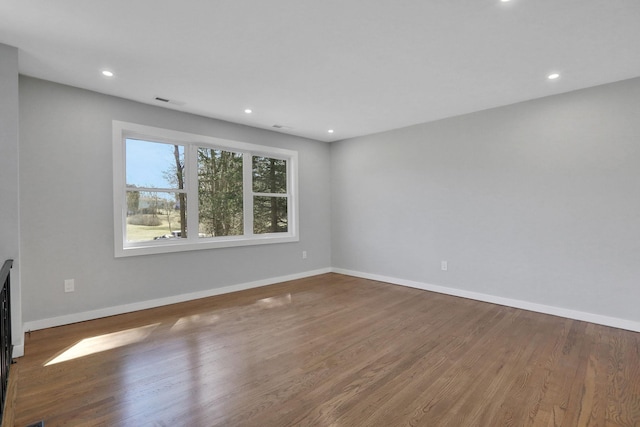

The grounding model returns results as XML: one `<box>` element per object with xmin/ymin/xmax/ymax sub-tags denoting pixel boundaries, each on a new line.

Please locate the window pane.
<box><xmin>254</xmin><ymin>196</ymin><xmax>288</xmax><ymax>234</ymax></box>
<box><xmin>126</xmin><ymin>139</ymin><xmax>185</xmax><ymax>190</ymax></box>
<box><xmin>197</xmin><ymin>148</ymin><xmax>244</xmax><ymax>237</ymax></box>
<box><xmin>253</xmin><ymin>156</ymin><xmax>287</xmax><ymax>193</ymax></box>
<box><xmin>126</xmin><ymin>191</ymin><xmax>186</xmax><ymax>242</ymax></box>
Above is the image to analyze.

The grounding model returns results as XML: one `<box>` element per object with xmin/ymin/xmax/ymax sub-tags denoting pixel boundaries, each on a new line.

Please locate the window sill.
<box><xmin>115</xmin><ymin>234</ymin><xmax>299</xmax><ymax>257</ymax></box>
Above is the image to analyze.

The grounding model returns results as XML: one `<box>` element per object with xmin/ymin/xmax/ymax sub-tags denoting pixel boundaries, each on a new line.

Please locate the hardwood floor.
<box><xmin>12</xmin><ymin>273</ymin><xmax>640</xmax><ymax>426</ymax></box>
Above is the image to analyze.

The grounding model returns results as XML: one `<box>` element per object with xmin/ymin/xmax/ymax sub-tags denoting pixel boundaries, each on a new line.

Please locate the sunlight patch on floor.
<box><xmin>170</xmin><ymin>313</ymin><xmax>219</xmax><ymax>332</ymax></box>
<box><xmin>44</xmin><ymin>323</ymin><xmax>160</xmax><ymax>366</ymax></box>
<box><xmin>255</xmin><ymin>293</ymin><xmax>292</xmax><ymax>309</ymax></box>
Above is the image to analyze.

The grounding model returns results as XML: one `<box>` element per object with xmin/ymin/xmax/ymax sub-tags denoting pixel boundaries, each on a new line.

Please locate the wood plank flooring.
<box><xmin>12</xmin><ymin>273</ymin><xmax>640</xmax><ymax>426</ymax></box>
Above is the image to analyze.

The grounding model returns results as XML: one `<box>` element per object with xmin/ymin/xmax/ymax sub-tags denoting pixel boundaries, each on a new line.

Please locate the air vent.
<box><xmin>154</xmin><ymin>97</ymin><xmax>186</xmax><ymax>106</ymax></box>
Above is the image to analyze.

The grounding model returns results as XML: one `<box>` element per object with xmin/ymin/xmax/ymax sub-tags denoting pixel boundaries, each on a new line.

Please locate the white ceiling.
<box><xmin>1</xmin><ymin>0</ymin><xmax>639</xmax><ymax>142</ymax></box>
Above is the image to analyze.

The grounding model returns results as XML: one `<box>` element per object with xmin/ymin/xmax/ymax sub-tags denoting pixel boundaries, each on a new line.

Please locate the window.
<box><xmin>113</xmin><ymin>121</ymin><xmax>298</xmax><ymax>257</ymax></box>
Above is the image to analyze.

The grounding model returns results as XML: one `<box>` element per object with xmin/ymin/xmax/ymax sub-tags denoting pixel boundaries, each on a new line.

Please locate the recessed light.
<box><xmin>547</xmin><ymin>73</ymin><xmax>560</xmax><ymax>80</ymax></box>
<box><xmin>328</xmin><ymin>129</ymin><xmax>334</xmax><ymax>134</ymax></box>
<box><xmin>101</xmin><ymin>70</ymin><xmax>114</xmax><ymax>77</ymax></box>
<box><xmin>244</xmin><ymin>109</ymin><xmax>252</xmax><ymax>114</ymax></box>
<box><xmin>500</xmin><ymin>0</ymin><xmax>511</xmax><ymax>2</ymax></box>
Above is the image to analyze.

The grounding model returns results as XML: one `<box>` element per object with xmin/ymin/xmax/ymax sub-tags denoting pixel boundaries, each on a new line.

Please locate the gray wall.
<box><xmin>331</xmin><ymin>77</ymin><xmax>640</xmax><ymax>322</ymax></box>
<box><xmin>15</xmin><ymin>72</ymin><xmax>640</xmax><ymax>329</ymax></box>
<box><xmin>19</xmin><ymin>76</ymin><xmax>332</xmax><ymax>323</ymax></box>
<box><xmin>0</xmin><ymin>44</ymin><xmax>22</xmax><ymax>351</ymax></box>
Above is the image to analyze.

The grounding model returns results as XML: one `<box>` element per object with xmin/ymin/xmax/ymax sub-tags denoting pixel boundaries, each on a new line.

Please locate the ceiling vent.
<box><xmin>154</xmin><ymin>96</ymin><xmax>186</xmax><ymax>106</ymax></box>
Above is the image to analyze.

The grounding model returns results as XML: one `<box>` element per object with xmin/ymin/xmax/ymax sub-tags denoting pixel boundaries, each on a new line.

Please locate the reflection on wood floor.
<box><xmin>14</xmin><ymin>273</ymin><xmax>640</xmax><ymax>426</ymax></box>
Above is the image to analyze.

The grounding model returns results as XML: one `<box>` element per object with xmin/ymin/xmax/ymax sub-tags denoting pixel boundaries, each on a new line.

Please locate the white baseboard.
<box><xmin>12</xmin><ymin>344</ymin><xmax>23</xmax><ymax>358</ymax></box>
<box><xmin>332</xmin><ymin>268</ymin><xmax>640</xmax><ymax>333</ymax></box>
<box><xmin>22</xmin><ymin>267</ymin><xmax>332</xmax><ymax>333</ymax></box>
<box><xmin>19</xmin><ymin>266</ymin><xmax>640</xmax><ymax>358</ymax></box>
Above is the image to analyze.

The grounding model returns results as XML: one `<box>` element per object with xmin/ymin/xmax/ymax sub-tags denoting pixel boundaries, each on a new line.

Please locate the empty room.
<box><xmin>1</xmin><ymin>1</ymin><xmax>639</xmax><ymax>426</ymax></box>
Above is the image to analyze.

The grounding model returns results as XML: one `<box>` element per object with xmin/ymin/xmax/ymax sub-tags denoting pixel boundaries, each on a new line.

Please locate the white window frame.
<box><xmin>113</xmin><ymin>121</ymin><xmax>299</xmax><ymax>257</ymax></box>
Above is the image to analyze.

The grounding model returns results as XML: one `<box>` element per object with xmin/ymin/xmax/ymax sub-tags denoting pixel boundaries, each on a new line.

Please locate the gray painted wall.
<box><xmin>15</xmin><ymin>71</ymin><xmax>640</xmax><ymax>330</ymax></box>
<box><xmin>0</xmin><ymin>44</ymin><xmax>23</xmax><ymax>350</ymax></box>
<box><xmin>331</xmin><ymin>77</ymin><xmax>640</xmax><ymax>322</ymax></box>
<box><xmin>0</xmin><ymin>46</ymin><xmax>19</xmax><ymax>259</ymax></box>
<box><xmin>19</xmin><ymin>76</ymin><xmax>332</xmax><ymax>323</ymax></box>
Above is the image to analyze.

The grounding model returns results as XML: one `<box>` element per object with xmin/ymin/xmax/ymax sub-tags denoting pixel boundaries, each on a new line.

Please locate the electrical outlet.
<box><xmin>441</xmin><ymin>261</ymin><xmax>448</xmax><ymax>271</ymax></box>
<box><xmin>64</xmin><ymin>279</ymin><xmax>75</xmax><ymax>293</ymax></box>
<box><xmin>302</xmin><ymin>250</ymin><xmax>308</xmax><ymax>259</ymax></box>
